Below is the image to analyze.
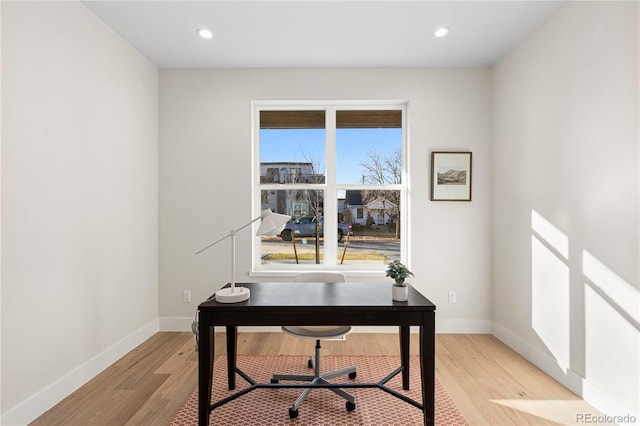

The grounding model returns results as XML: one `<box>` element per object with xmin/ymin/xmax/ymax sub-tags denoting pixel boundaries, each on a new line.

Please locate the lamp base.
<box><xmin>215</xmin><ymin>286</ymin><xmax>250</xmax><ymax>303</ymax></box>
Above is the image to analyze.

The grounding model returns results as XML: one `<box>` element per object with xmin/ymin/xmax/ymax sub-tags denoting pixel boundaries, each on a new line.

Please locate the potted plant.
<box><xmin>386</xmin><ymin>261</ymin><xmax>413</xmax><ymax>301</ymax></box>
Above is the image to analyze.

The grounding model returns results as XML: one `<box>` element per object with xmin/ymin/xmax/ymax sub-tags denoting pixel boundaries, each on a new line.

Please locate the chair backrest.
<box><xmin>294</xmin><ymin>272</ymin><xmax>346</xmax><ymax>283</ymax></box>
<box><xmin>290</xmin><ymin>272</ymin><xmax>350</xmax><ymax>335</ymax></box>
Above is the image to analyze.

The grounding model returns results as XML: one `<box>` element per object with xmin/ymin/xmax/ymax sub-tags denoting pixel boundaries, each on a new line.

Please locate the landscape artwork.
<box><xmin>437</xmin><ymin>169</ymin><xmax>466</xmax><ymax>185</ymax></box>
<box><xmin>431</xmin><ymin>151</ymin><xmax>472</xmax><ymax>201</ymax></box>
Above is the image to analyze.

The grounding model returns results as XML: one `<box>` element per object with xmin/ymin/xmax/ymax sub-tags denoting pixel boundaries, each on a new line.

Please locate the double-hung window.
<box><xmin>252</xmin><ymin>101</ymin><xmax>408</xmax><ymax>273</ymax></box>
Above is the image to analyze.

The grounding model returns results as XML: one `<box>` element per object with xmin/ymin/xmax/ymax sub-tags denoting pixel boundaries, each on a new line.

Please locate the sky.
<box><xmin>259</xmin><ymin>128</ymin><xmax>402</xmax><ymax>184</ymax></box>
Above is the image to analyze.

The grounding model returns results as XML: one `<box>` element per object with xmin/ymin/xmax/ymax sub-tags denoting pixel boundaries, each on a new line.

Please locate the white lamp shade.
<box><xmin>256</xmin><ymin>209</ymin><xmax>291</xmax><ymax>236</ymax></box>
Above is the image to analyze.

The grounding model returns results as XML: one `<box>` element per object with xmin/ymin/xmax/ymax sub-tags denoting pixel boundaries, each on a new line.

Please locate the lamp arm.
<box><xmin>195</xmin><ymin>215</ymin><xmax>262</xmax><ymax>255</ymax></box>
<box><xmin>195</xmin><ymin>233</ymin><xmax>231</xmax><ymax>255</ymax></box>
<box><xmin>233</xmin><ymin>215</ymin><xmax>262</xmax><ymax>234</ymax></box>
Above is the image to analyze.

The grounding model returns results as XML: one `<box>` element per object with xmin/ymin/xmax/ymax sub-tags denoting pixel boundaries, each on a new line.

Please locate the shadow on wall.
<box><xmin>529</xmin><ymin>209</ymin><xmax>639</xmax><ymax>416</ymax></box>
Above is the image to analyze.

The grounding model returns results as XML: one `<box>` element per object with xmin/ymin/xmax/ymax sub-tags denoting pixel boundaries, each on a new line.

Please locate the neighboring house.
<box><xmin>344</xmin><ymin>190</ymin><xmax>397</xmax><ymax>227</ymax></box>
<box><xmin>344</xmin><ymin>190</ymin><xmax>365</xmax><ymax>225</ymax></box>
<box><xmin>260</xmin><ymin>162</ymin><xmax>325</xmax><ymax>217</ymax></box>
<box><xmin>337</xmin><ymin>196</ymin><xmax>346</xmax><ymax>222</ymax></box>
<box><xmin>260</xmin><ymin>161</ymin><xmax>323</xmax><ymax>184</ymax></box>
<box><xmin>366</xmin><ymin>197</ymin><xmax>397</xmax><ymax>226</ymax></box>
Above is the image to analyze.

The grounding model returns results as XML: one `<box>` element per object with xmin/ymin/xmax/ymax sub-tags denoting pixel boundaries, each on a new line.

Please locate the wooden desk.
<box><xmin>197</xmin><ymin>282</ymin><xmax>436</xmax><ymax>425</ymax></box>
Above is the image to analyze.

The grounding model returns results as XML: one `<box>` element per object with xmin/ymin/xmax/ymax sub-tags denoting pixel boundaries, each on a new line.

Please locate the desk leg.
<box><xmin>420</xmin><ymin>312</ymin><xmax>435</xmax><ymax>426</ymax></box>
<box><xmin>399</xmin><ymin>325</ymin><xmax>410</xmax><ymax>390</ymax></box>
<box><xmin>198</xmin><ymin>314</ymin><xmax>214</xmax><ymax>426</ymax></box>
<box><xmin>226</xmin><ymin>326</ymin><xmax>237</xmax><ymax>390</ymax></box>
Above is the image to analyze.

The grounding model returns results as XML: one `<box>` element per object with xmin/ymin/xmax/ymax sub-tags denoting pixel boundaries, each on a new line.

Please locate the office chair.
<box><xmin>271</xmin><ymin>272</ymin><xmax>357</xmax><ymax>419</ymax></box>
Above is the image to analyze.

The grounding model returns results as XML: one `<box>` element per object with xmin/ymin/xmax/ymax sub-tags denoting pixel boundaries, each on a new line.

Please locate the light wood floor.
<box><xmin>31</xmin><ymin>332</ymin><xmax>601</xmax><ymax>425</ymax></box>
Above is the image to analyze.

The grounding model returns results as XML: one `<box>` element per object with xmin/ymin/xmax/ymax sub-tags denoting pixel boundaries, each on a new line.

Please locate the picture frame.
<box><xmin>430</xmin><ymin>151</ymin><xmax>472</xmax><ymax>201</ymax></box>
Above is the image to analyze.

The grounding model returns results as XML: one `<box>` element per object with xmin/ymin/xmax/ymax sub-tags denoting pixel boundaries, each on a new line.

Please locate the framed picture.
<box><xmin>430</xmin><ymin>151</ymin><xmax>472</xmax><ymax>201</ymax></box>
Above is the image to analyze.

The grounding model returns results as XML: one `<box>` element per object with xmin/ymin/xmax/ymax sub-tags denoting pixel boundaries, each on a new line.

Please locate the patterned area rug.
<box><xmin>171</xmin><ymin>355</ymin><xmax>468</xmax><ymax>425</ymax></box>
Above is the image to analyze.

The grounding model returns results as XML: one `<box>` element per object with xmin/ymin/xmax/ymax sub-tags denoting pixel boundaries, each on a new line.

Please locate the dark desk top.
<box><xmin>198</xmin><ymin>282</ymin><xmax>436</xmax><ymax>313</ymax></box>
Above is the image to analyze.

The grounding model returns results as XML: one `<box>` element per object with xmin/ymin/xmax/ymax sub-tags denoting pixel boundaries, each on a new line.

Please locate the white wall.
<box><xmin>1</xmin><ymin>2</ymin><xmax>159</xmax><ymax>423</ymax></box>
<box><xmin>159</xmin><ymin>68</ymin><xmax>493</xmax><ymax>333</ymax></box>
<box><xmin>492</xmin><ymin>1</ymin><xmax>639</xmax><ymax>417</ymax></box>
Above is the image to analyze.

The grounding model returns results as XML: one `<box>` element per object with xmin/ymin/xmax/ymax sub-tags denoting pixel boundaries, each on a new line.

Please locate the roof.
<box><xmin>344</xmin><ymin>190</ymin><xmax>363</xmax><ymax>206</ymax></box>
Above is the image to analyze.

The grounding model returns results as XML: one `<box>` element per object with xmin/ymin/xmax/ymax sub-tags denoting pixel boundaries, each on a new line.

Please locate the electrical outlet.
<box><xmin>448</xmin><ymin>291</ymin><xmax>456</xmax><ymax>303</ymax></box>
<box><xmin>183</xmin><ymin>290</ymin><xmax>192</xmax><ymax>303</ymax></box>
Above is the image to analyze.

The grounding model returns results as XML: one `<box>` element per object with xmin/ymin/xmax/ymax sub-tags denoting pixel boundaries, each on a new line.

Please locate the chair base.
<box><xmin>271</xmin><ymin>339</ymin><xmax>357</xmax><ymax>416</ymax></box>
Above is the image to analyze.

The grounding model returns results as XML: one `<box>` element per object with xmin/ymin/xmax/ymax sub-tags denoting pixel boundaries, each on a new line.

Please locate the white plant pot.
<box><xmin>392</xmin><ymin>285</ymin><xmax>408</xmax><ymax>302</ymax></box>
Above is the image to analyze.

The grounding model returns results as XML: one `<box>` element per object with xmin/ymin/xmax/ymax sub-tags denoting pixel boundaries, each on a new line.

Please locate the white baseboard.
<box><xmin>492</xmin><ymin>322</ymin><xmax>639</xmax><ymax>422</ymax></box>
<box><xmin>436</xmin><ymin>318</ymin><xmax>492</xmax><ymax>333</ymax></box>
<box><xmin>1</xmin><ymin>319</ymin><xmax>159</xmax><ymax>426</ymax></box>
<box><xmin>159</xmin><ymin>317</ymin><xmax>492</xmax><ymax>334</ymax></box>
<box><xmin>160</xmin><ymin>316</ymin><xmax>197</xmax><ymax>331</ymax></box>
<box><xmin>492</xmin><ymin>322</ymin><xmax>583</xmax><ymax>391</ymax></box>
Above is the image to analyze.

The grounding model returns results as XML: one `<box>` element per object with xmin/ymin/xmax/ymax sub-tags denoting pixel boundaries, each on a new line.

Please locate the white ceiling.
<box><xmin>83</xmin><ymin>1</ymin><xmax>564</xmax><ymax>69</ymax></box>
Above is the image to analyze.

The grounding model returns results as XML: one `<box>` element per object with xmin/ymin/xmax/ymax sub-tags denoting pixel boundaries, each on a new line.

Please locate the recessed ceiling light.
<box><xmin>434</xmin><ymin>27</ymin><xmax>450</xmax><ymax>38</ymax></box>
<box><xmin>197</xmin><ymin>28</ymin><xmax>213</xmax><ymax>39</ymax></box>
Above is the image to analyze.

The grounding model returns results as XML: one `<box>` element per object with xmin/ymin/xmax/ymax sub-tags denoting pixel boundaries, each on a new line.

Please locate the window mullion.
<box><xmin>324</xmin><ymin>107</ymin><xmax>337</xmax><ymax>266</ymax></box>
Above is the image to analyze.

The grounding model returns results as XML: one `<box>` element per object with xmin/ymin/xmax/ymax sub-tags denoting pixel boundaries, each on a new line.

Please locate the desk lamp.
<box><xmin>196</xmin><ymin>209</ymin><xmax>291</xmax><ymax>303</ymax></box>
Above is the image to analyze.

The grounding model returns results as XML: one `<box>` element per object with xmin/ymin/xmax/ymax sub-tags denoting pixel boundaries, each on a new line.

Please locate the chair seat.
<box><xmin>281</xmin><ymin>325</ymin><xmax>351</xmax><ymax>340</ymax></box>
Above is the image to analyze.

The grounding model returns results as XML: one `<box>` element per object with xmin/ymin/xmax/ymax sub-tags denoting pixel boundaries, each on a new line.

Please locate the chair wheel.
<box><xmin>348</xmin><ymin>372</ymin><xmax>357</xmax><ymax>380</ymax></box>
<box><xmin>289</xmin><ymin>408</ymin><xmax>299</xmax><ymax>419</ymax></box>
<box><xmin>346</xmin><ymin>401</ymin><xmax>356</xmax><ymax>412</ymax></box>
<box><xmin>270</xmin><ymin>379</ymin><xmax>278</xmax><ymax>383</ymax></box>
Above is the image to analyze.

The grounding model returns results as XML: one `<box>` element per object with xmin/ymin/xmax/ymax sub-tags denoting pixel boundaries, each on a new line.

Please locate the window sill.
<box><xmin>249</xmin><ymin>269</ymin><xmax>387</xmax><ymax>280</ymax></box>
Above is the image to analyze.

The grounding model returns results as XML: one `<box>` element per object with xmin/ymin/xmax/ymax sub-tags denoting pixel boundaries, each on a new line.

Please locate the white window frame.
<box><xmin>251</xmin><ymin>100</ymin><xmax>409</xmax><ymax>276</ymax></box>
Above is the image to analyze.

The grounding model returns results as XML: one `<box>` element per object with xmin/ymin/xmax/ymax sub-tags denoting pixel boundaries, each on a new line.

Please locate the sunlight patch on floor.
<box><xmin>490</xmin><ymin>398</ymin><xmax>603</xmax><ymax>425</ymax></box>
